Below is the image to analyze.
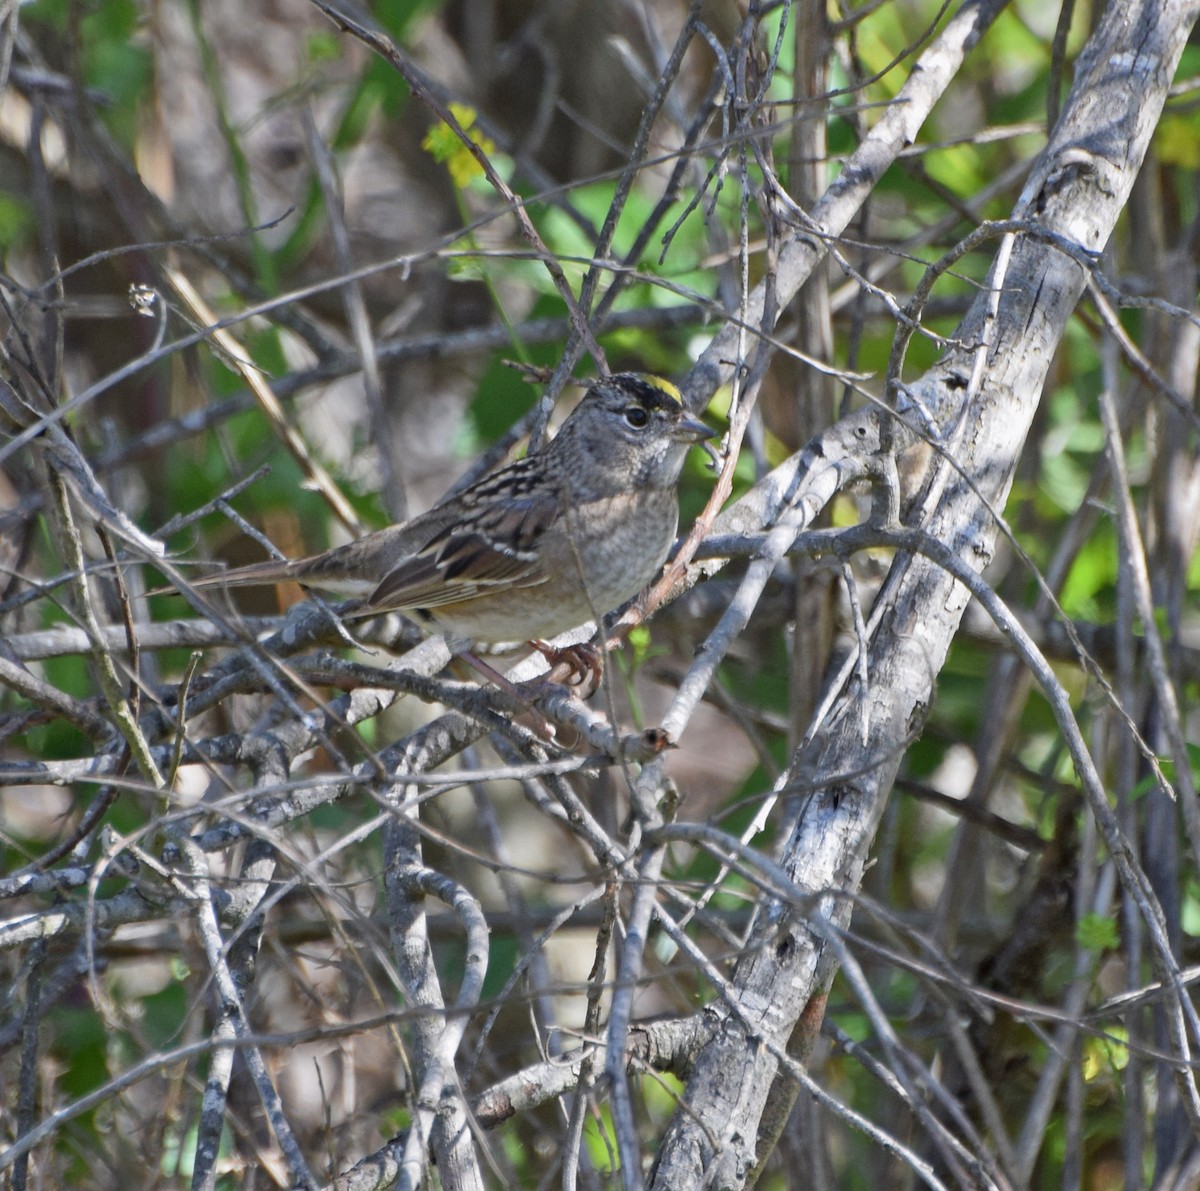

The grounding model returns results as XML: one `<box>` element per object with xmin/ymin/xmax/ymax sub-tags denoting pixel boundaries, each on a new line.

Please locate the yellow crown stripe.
<box><xmin>637</xmin><ymin>375</ymin><xmax>683</xmax><ymax>405</ymax></box>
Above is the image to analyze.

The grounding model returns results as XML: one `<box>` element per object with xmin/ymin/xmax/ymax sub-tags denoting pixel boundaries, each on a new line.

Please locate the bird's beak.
<box><xmin>673</xmin><ymin>412</ymin><xmax>716</xmax><ymax>444</ymax></box>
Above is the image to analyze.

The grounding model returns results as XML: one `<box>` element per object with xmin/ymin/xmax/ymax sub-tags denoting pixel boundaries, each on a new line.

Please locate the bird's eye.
<box><xmin>624</xmin><ymin>405</ymin><xmax>650</xmax><ymax>428</ymax></box>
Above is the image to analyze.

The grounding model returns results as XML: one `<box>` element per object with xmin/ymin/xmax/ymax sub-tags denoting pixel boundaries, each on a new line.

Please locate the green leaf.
<box><xmin>0</xmin><ymin>192</ymin><xmax>35</xmax><ymax>252</ymax></box>
<box><xmin>422</xmin><ymin>103</ymin><xmax>496</xmax><ymax>188</ymax></box>
<box><xmin>1076</xmin><ymin>912</ymin><xmax>1119</xmax><ymax>953</ymax></box>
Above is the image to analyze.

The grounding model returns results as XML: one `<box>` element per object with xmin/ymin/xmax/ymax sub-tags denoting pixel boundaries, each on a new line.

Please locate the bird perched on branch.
<box><xmin>182</xmin><ymin>373</ymin><xmax>714</xmax><ymax>660</ymax></box>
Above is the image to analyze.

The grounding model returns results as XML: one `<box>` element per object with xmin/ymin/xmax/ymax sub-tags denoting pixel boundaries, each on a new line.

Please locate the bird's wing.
<box><xmin>367</xmin><ymin>481</ymin><xmax>560</xmax><ymax>611</ymax></box>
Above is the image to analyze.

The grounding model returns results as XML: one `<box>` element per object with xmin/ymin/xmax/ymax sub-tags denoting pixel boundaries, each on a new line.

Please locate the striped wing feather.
<box><xmin>367</xmin><ymin>483</ymin><xmax>559</xmax><ymax>611</ymax></box>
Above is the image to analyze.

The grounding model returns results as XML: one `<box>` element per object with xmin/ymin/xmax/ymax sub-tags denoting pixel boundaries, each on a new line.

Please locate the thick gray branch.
<box><xmin>649</xmin><ymin>2</ymin><xmax>1200</xmax><ymax>1184</ymax></box>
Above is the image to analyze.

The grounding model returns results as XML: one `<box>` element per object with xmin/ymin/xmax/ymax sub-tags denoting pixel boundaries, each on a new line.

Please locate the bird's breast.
<box><xmin>555</xmin><ymin>489</ymin><xmax>679</xmax><ymax>612</ymax></box>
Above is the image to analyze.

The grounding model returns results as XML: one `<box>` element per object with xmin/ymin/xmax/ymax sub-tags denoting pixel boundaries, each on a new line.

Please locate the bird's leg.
<box><xmin>529</xmin><ymin>639</ymin><xmax>604</xmax><ymax>690</ymax></box>
<box><xmin>451</xmin><ymin>640</ymin><xmax>601</xmax><ymax>738</ymax></box>
<box><xmin>458</xmin><ymin>650</ymin><xmax>556</xmax><ymax>740</ymax></box>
